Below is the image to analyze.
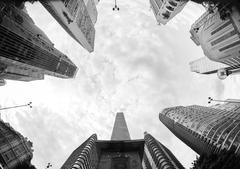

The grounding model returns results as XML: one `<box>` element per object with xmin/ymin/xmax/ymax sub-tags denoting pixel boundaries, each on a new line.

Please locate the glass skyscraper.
<box><xmin>41</xmin><ymin>0</ymin><xmax>97</xmax><ymax>52</ymax></box>
<box><xmin>160</xmin><ymin>101</ymin><xmax>240</xmax><ymax>156</ymax></box>
<box><xmin>0</xmin><ymin>1</ymin><xmax>78</xmax><ymax>85</ymax></box>
<box><xmin>61</xmin><ymin>112</ymin><xmax>184</xmax><ymax>169</ymax></box>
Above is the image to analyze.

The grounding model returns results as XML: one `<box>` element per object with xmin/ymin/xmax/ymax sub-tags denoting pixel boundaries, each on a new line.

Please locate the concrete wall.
<box><xmin>97</xmin><ymin>152</ymin><xmax>143</xmax><ymax>169</ymax></box>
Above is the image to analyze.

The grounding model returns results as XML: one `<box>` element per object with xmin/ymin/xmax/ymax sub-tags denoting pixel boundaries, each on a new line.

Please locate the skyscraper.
<box><xmin>149</xmin><ymin>0</ymin><xmax>188</xmax><ymax>25</ymax></box>
<box><xmin>189</xmin><ymin>57</ymin><xmax>229</xmax><ymax>75</ymax></box>
<box><xmin>190</xmin><ymin>5</ymin><xmax>240</xmax><ymax>77</ymax></box>
<box><xmin>188</xmin><ymin>57</ymin><xmax>240</xmax><ymax>79</ymax></box>
<box><xmin>84</xmin><ymin>0</ymin><xmax>98</xmax><ymax>24</ymax></box>
<box><xmin>40</xmin><ymin>0</ymin><xmax>96</xmax><ymax>52</ymax></box>
<box><xmin>159</xmin><ymin>102</ymin><xmax>240</xmax><ymax>156</ymax></box>
<box><xmin>61</xmin><ymin>112</ymin><xmax>184</xmax><ymax>169</ymax></box>
<box><xmin>0</xmin><ymin>119</ymin><xmax>34</xmax><ymax>169</ymax></box>
<box><xmin>0</xmin><ymin>1</ymin><xmax>78</xmax><ymax>85</ymax></box>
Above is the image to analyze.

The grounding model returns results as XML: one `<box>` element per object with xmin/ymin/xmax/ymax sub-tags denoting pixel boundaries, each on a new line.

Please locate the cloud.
<box><xmin>0</xmin><ymin>1</ymin><xmax>234</xmax><ymax>169</ymax></box>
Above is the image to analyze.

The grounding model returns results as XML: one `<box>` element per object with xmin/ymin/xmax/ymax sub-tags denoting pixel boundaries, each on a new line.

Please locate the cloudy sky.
<box><xmin>0</xmin><ymin>0</ymin><xmax>239</xmax><ymax>169</ymax></box>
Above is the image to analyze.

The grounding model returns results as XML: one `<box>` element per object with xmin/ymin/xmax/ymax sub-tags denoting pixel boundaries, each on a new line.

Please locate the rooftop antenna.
<box><xmin>113</xmin><ymin>0</ymin><xmax>119</xmax><ymax>11</ymax></box>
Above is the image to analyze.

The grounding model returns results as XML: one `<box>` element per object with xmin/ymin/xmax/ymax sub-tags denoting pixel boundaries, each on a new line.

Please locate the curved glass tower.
<box><xmin>159</xmin><ymin>102</ymin><xmax>240</xmax><ymax>156</ymax></box>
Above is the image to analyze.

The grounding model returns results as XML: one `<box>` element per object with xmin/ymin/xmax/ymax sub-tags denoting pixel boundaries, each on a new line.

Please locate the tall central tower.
<box><xmin>97</xmin><ymin>112</ymin><xmax>144</xmax><ymax>169</ymax></box>
<box><xmin>111</xmin><ymin>112</ymin><xmax>131</xmax><ymax>140</ymax></box>
<box><xmin>61</xmin><ymin>112</ymin><xmax>184</xmax><ymax>169</ymax></box>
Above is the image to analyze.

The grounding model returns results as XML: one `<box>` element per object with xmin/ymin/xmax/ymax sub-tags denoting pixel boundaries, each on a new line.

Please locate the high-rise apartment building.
<box><xmin>190</xmin><ymin>57</ymin><xmax>229</xmax><ymax>75</ymax></box>
<box><xmin>0</xmin><ymin>1</ymin><xmax>78</xmax><ymax>85</ymax></box>
<box><xmin>41</xmin><ymin>0</ymin><xmax>96</xmax><ymax>52</ymax></box>
<box><xmin>188</xmin><ymin>57</ymin><xmax>240</xmax><ymax>79</ymax></box>
<box><xmin>190</xmin><ymin>6</ymin><xmax>240</xmax><ymax>78</ymax></box>
<box><xmin>149</xmin><ymin>0</ymin><xmax>188</xmax><ymax>25</ymax></box>
<box><xmin>0</xmin><ymin>119</ymin><xmax>34</xmax><ymax>169</ymax></box>
<box><xmin>159</xmin><ymin>102</ymin><xmax>240</xmax><ymax>156</ymax></box>
<box><xmin>61</xmin><ymin>112</ymin><xmax>184</xmax><ymax>169</ymax></box>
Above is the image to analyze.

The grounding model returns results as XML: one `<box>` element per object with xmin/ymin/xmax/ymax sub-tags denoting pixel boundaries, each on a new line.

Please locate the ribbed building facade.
<box><xmin>0</xmin><ymin>119</ymin><xmax>33</xmax><ymax>169</ymax></box>
<box><xmin>190</xmin><ymin>5</ymin><xmax>240</xmax><ymax>78</ymax></box>
<box><xmin>149</xmin><ymin>0</ymin><xmax>188</xmax><ymax>25</ymax></box>
<box><xmin>41</xmin><ymin>0</ymin><xmax>96</xmax><ymax>52</ymax></box>
<box><xmin>61</xmin><ymin>113</ymin><xmax>184</xmax><ymax>169</ymax></box>
<box><xmin>160</xmin><ymin>103</ymin><xmax>240</xmax><ymax>156</ymax></box>
<box><xmin>0</xmin><ymin>1</ymin><xmax>78</xmax><ymax>85</ymax></box>
<box><xmin>61</xmin><ymin>134</ymin><xmax>98</xmax><ymax>169</ymax></box>
<box><xmin>143</xmin><ymin>132</ymin><xmax>184</xmax><ymax>169</ymax></box>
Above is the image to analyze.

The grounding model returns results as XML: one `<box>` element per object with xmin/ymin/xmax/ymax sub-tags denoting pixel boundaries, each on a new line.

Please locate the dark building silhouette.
<box><xmin>0</xmin><ymin>1</ymin><xmax>78</xmax><ymax>86</ymax></box>
<box><xmin>61</xmin><ymin>112</ymin><xmax>184</xmax><ymax>169</ymax></box>
<box><xmin>159</xmin><ymin>102</ymin><xmax>240</xmax><ymax>156</ymax></box>
<box><xmin>0</xmin><ymin>119</ymin><xmax>33</xmax><ymax>169</ymax></box>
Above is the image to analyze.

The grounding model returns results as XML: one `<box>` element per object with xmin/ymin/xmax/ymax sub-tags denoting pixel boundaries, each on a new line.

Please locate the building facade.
<box><xmin>160</xmin><ymin>103</ymin><xmax>240</xmax><ymax>156</ymax></box>
<box><xmin>40</xmin><ymin>0</ymin><xmax>96</xmax><ymax>52</ymax></box>
<box><xmin>189</xmin><ymin>57</ymin><xmax>229</xmax><ymax>75</ymax></box>
<box><xmin>0</xmin><ymin>119</ymin><xmax>33</xmax><ymax>169</ymax></box>
<box><xmin>143</xmin><ymin>132</ymin><xmax>184</xmax><ymax>169</ymax></box>
<box><xmin>61</xmin><ymin>112</ymin><xmax>184</xmax><ymax>169</ymax></box>
<box><xmin>190</xmin><ymin>6</ymin><xmax>240</xmax><ymax>78</ymax></box>
<box><xmin>83</xmin><ymin>0</ymin><xmax>98</xmax><ymax>24</ymax></box>
<box><xmin>0</xmin><ymin>1</ymin><xmax>78</xmax><ymax>85</ymax></box>
<box><xmin>149</xmin><ymin>0</ymin><xmax>188</xmax><ymax>25</ymax></box>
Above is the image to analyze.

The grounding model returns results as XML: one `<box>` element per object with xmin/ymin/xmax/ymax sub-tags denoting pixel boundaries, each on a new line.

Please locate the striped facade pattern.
<box><xmin>0</xmin><ymin>1</ymin><xmax>77</xmax><ymax>82</ymax></box>
<box><xmin>143</xmin><ymin>133</ymin><xmax>184</xmax><ymax>169</ymax></box>
<box><xmin>160</xmin><ymin>104</ymin><xmax>240</xmax><ymax>156</ymax></box>
<box><xmin>0</xmin><ymin>119</ymin><xmax>33</xmax><ymax>169</ymax></box>
<box><xmin>190</xmin><ymin>6</ymin><xmax>240</xmax><ymax>71</ymax></box>
<box><xmin>61</xmin><ymin>134</ymin><xmax>98</xmax><ymax>169</ymax></box>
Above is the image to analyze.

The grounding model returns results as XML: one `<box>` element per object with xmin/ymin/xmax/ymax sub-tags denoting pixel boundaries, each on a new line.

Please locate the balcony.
<box><xmin>168</xmin><ymin>1</ymin><xmax>177</xmax><ymax>7</ymax></box>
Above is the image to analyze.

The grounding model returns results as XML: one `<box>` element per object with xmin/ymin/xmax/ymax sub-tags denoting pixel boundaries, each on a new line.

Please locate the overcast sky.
<box><xmin>0</xmin><ymin>1</ymin><xmax>239</xmax><ymax>169</ymax></box>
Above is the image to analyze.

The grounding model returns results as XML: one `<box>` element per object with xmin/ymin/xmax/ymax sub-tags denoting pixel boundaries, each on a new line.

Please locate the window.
<box><xmin>3</xmin><ymin>151</ymin><xmax>15</xmax><ymax>162</ymax></box>
<box><xmin>63</xmin><ymin>0</ymin><xmax>79</xmax><ymax>18</ymax></box>
<box><xmin>162</xmin><ymin>11</ymin><xmax>170</xmax><ymax>19</ymax></box>
<box><xmin>14</xmin><ymin>145</ymin><xmax>26</xmax><ymax>156</ymax></box>
<box><xmin>166</xmin><ymin>6</ymin><xmax>174</xmax><ymax>11</ymax></box>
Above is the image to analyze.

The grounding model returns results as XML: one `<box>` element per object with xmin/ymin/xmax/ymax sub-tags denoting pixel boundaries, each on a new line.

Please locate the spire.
<box><xmin>111</xmin><ymin>112</ymin><xmax>131</xmax><ymax>140</ymax></box>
